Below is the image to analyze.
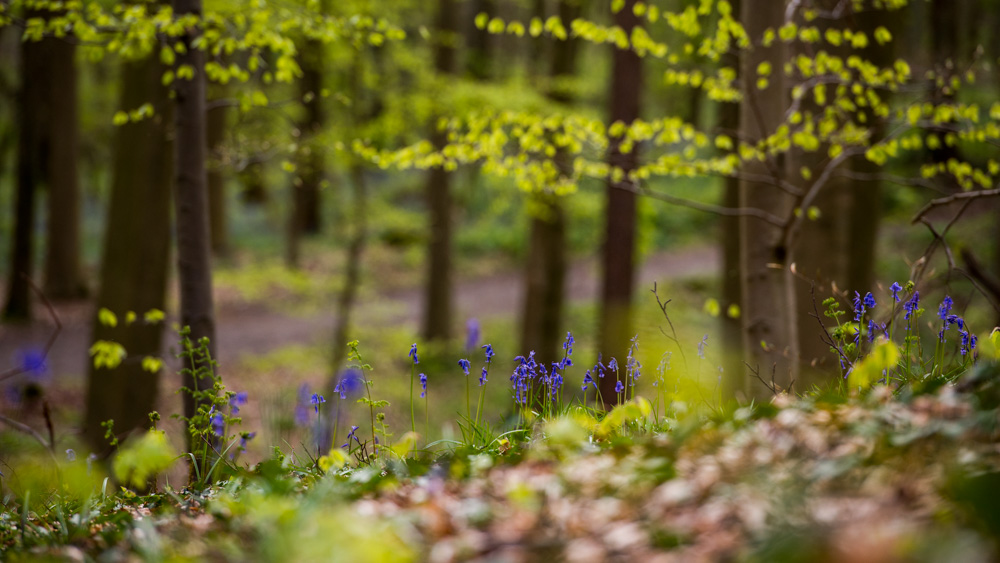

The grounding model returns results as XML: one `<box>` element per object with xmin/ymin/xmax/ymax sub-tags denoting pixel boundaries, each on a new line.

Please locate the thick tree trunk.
<box><xmin>422</xmin><ymin>0</ymin><xmax>459</xmax><ymax>342</ymax></box>
<box><xmin>173</xmin><ymin>0</ymin><xmax>217</xmax><ymax>426</ymax></box>
<box><xmin>83</xmin><ymin>57</ymin><xmax>172</xmax><ymax>451</ymax></box>
<box><xmin>597</xmin><ymin>0</ymin><xmax>643</xmax><ymax>405</ymax></box>
<box><xmin>739</xmin><ymin>0</ymin><xmax>797</xmax><ymax>399</ymax></box>
<box><xmin>43</xmin><ymin>28</ymin><xmax>87</xmax><ymax>300</ymax></box>
<box><xmin>206</xmin><ymin>96</ymin><xmax>229</xmax><ymax>257</ymax></box>
<box><xmin>928</xmin><ymin>0</ymin><xmax>960</xmax><ymax>179</ymax></box>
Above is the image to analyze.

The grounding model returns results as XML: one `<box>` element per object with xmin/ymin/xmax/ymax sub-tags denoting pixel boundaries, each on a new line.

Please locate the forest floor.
<box><xmin>0</xmin><ymin>244</ymin><xmax>717</xmax><ymax>412</ymax></box>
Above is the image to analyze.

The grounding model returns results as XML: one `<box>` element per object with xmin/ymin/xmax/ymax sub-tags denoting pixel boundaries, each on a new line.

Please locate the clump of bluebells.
<box><xmin>826</xmin><ymin>281</ymin><xmax>981</xmax><ymax>388</ymax></box>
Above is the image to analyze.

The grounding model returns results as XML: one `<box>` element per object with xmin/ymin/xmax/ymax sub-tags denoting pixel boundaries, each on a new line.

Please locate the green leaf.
<box><xmin>141</xmin><ymin>356</ymin><xmax>164</xmax><ymax>374</ymax></box>
<box><xmin>98</xmin><ymin>308</ymin><xmax>118</xmax><ymax>328</ymax></box>
<box><xmin>144</xmin><ymin>308</ymin><xmax>165</xmax><ymax>324</ymax></box>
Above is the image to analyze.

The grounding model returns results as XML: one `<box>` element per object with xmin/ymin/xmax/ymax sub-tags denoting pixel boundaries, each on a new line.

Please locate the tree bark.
<box><xmin>172</xmin><ymin>0</ymin><xmax>217</xmax><ymax>426</ymax></box>
<box><xmin>43</xmin><ymin>25</ymin><xmax>87</xmax><ymax>300</ymax></box>
<box><xmin>739</xmin><ymin>0</ymin><xmax>797</xmax><ymax>399</ymax></box>
<box><xmin>717</xmin><ymin>0</ymin><xmax>742</xmax><ymax>400</ymax></box>
<box><xmin>206</xmin><ymin>93</ymin><xmax>229</xmax><ymax>257</ymax></box>
<box><xmin>83</xmin><ymin>56</ymin><xmax>172</xmax><ymax>451</ymax></box>
<box><xmin>422</xmin><ymin>0</ymin><xmax>459</xmax><ymax>342</ymax></box>
<box><xmin>466</xmin><ymin>0</ymin><xmax>495</xmax><ymax>80</ymax></box>
<box><xmin>597</xmin><ymin>0</ymin><xmax>643</xmax><ymax>405</ymax></box>
<box><xmin>520</xmin><ymin>0</ymin><xmax>582</xmax><ymax>390</ymax></box>
<box><xmin>3</xmin><ymin>27</ymin><xmax>40</xmax><ymax>320</ymax></box>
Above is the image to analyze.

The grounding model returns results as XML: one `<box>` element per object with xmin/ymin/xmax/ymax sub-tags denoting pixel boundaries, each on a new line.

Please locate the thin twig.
<box><xmin>0</xmin><ymin>275</ymin><xmax>63</xmax><ymax>384</ymax></box>
<box><xmin>911</xmin><ymin>187</ymin><xmax>1000</xmax><ymax>224</ymax></box>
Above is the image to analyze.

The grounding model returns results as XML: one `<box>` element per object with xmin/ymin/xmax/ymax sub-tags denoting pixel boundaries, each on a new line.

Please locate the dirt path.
<box><xmin>0</xmin><ymin>245</ymin><xmax>718</xmax><ymax>383</ymax></box>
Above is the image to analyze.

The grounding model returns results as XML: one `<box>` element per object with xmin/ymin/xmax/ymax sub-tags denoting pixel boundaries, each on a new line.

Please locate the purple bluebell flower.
<box><xmin>334</xmin><ymin>368</ymin><xmax>365</xmax><ymax>399</ymax></box>
<box><xmin>889</xmin><ymin>282</ymin><xmax>902</xmax><ymax>303</ymax></box>
<box><xmin>482</xmin><ymin>343</ymin><xmax>495</xmax><ymax>364</ymax></box>
<box><xmin>409</xmin><ymin>343</ymin><xmax>419</xmax><ymax>365</ymax></box>
<box><xmin>230</xmin><ymin>391</ymin><xmax>248</xmax><ymax>415</ymax></box>
<box><xmin>615</xmin><ymin>380</ymin><xmax>624</xmax><ymax>394</ymax></box>
<box><xmin>479</xmin><ymin>367</ymin><xmax>488</xmax><ymax>386</ymax></box>
<box><xmin>550</xmin><ymin>372</ymin><xmax>563</xmax><ymax>399</ymax></box>
<box><xmin>864</xmin><ymin>292</ymin><xmax>876</xmax><ymax>310</ymax></box>
<box><xmin>310</xmin><ymin>393</ymin><xmax>326</xmax><ymax>414</ymax></box>
<box><xmin>342</xmin><ymin>425</ymin><xmax>360</xmax><ymax>449</ymax></box>
<box><xmin>211</xmin><ymin>412</ymin><xmax>225</xmax><ymax>437</ymax></box>
<box><xmin>697</xmin><ymin>334</ymin><xmax>709</xmax><ymax>359</ymax></box>
<box><xmin>608</xmin><ymin>357</ymin><xmax>619</xmax><ymax>373</ymax></box>
<box><xmin>16</xmin><ymin>348</ymin><xmax>48</xmax><ymax>381</ymax></box>
<box><xmin>939</xmin><ymin>296</ymin><xmax>954</xmax><ymax>321</ymax></box>
<box><xmin>458</xmin><ymin>359</ymin><xmax>471</xmax><ymax>375</ymax></box>
<box><xmin>465</xmin><ymin>318</ymin><xmax>480</xmax><ymax>352</ymax></box>
<box><xmin>419</xmin><ymin>373</ymin><xmax>427</xmax><ymax>398</ymax></box>
<box><xmin>581</xmin><ymin>370</ymin><xmax>594</xmax><ymax>391</ymax></box>
<box><xmin>65</xmin><ymin>449</ymin><xmax>76</xmax><ymax>462</ymax></box>
<box><xmin>903</xmin><ymin>291</ymin><xmax>920</xmax><ymax>322</ymax></box>
<box><xmin>563</xmin><ymin>332</ymin><xmax>574</xmax><ymax>355</ymax></box>
<box><xmin>239</xmin><ymin>432</ymin><xmax>256</xmax><ymax>453</ymax></box>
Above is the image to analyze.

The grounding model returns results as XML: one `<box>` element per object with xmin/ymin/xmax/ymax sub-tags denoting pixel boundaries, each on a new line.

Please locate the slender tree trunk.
<box><xmin>173</xmin><ymin>0</ymin><xmax>217</xmax><ymax>426</ymax></box>
<box><xmin>3</xmin><ymin>13</ymin><xmax>47</xmax><ymax>321</ymax></box>
<box><xmin>928</xmin><ymin>0</ymin><xmax>960</xmax><ymax>180</ymax></box>
<box><xmin>83</xmin><ymin>56</ymin><xmax>172</xmax><ymax>451</ymax></box>
<box><xmin>520</xmin><ymin>0</ymin><xmax>582</xmax><ymax>393</ymax></box>
<box><xmin>717</xmin><ymin>0</ymin><xmax>742</xmax><ymax>400</ymax></box>
<box><xmin>298</xmin><ymin>39</ymin><xmax>325</xmax><ymax>235</ymax></box>
<box><xmin>206</xmin><ymin>93</ymin><xmax>229</xmax><ymax>257</ymax></box>
<box><xmin>467</xmin><ymin>0</ymin><xmax>495</xmax><ymax>80</ymax></box>
<box><xmin>597</xmin><ymin>0</ymin><xmax>643</xmax><ymax>405</ymax></box>
<box><xmin>422</xmin><ymin>0</ymin><xmax>459</xmax><ymax>342</ymax></box>
<box><xmin>43</xmin><ymin>27</ymin><xmax>87</xmax><ymax>300</ymax></box>
<box><xmin>739</xmin><ymin>0</ymin><xmax>797</xmax><ymax>398</ymax></box>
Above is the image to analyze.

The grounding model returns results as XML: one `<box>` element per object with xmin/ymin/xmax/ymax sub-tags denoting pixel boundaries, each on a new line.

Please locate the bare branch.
<box><xmin>628</xmin><ymin>180</ymin><xmax>786</xmax><ymax>226</ymax></box>
<box><xmin>910</xmin><ymin>187</ymin><xmax>1000</xmax><ymax>224</ymax></box>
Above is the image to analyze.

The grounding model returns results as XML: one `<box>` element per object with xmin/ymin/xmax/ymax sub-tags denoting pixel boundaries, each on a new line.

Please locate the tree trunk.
<box><xmin>422</xmin><ymin>0</ymin><xmax>459</xmax><ymax>342</ymax></box>
<box><xmin>173</xmin><ymin>0</ymin><xmax>218</xmax><ymax>427</ymax></box>
<box><xmin>43</xmin><ymin>26</ymin><xmax>87</xmax><ymax>300</ymax></box>
<box><xmin>739</xmin><ymin>0</ymin><xmax>797</xmax><ymax>399</ymax></box>
<box><xmin>520</xmin><ymin>0</ymin><xmax>582</xmax><ymax>392</ymax></box>
<box><xmin>83</xmin><ymin>56</ymin><xmax>172</xmax><ymax>452</ymax></box>
<box><xmin>928</xmin><ymin>0</ymin><xmax>960</xmax><ymax>179</ymax></box>
<box><xmin>717</xmin><ymin>0</ymin><xmax>742</xmax><ymax>400</ymax></box>
<box><xmin>206</xmin><ymin>94</ymin><xmax>229</xmax><ymax>257</ymax></box>
<box><xmin>789</xmin><ymin>1</ymin><xmax>851</xmax><ymax>382</ymax></box>
<box><xmin>4</xmin><ymin>14</ymin><xmax>49</xmax><ymax>321</ymax></box>
<box><xmin>467</xmin><ymin>0</ymin><xmax>495</xmax><ymax>80</ymax></box>
<box><xmin>298</xmin><ymin>39</ymin><xmax>325</xmax><ymax>235</ymax></box>
<box><xmin>597</xmin><ymin>0</ymin><xmax>643</xmax><ymax>405</ymax></box>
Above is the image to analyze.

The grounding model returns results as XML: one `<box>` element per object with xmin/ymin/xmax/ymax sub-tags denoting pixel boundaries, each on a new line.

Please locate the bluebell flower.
<box><xmin>615</xmin><ymin>380</ymin><xmax>624</xmax><ymax>394</ymax></box>
<box><xmin>889</xmin><ymin>282</ymin><xmax>902</xmax><ymax>303</ymax></box>
<box><xmin>458</xmin><ymin>359</ymin><xmax>471</xmax><ymax>375</ymax></box>
<box><xmin>409</xmin><ymin>343</ymin><xmax>419</xmax><ymax>365</ymax></box>
<box><xmin>465</xmin><ymin>318</ymin><xmax>480</xmax><ymax>352</ymax></box>
<box><xmin>238</xmin><ymin>431</ymin><xmax>256</xmax><ymax>453</ymax></box>
<box><xmin>65</xmin><ymin>449</ymin><xmax>76</xmax><ymax>462</ymax></box>
<box><xmin>960</xmin><ymin>330</ymin><xmax>971</xmax><ymax>355</ymax></box>
<box><xmin>939</xmin><ymin>296</ymin><xmax>954</xmax><ymax>321</ymax></box>
<box><xmin>419</xmin><ymin>373</ymin><xmax>427</xmax><ymax>398</ymax></box>
<box><xmin>903</xmin><ymin>291</ymin><xmax>920</xmax><ymax>321</ymax></box>
<box><xmin>864</xmin><ymin>292</ymin><xmax>876</xmax><ymax>310</ymax></box>
<box><xmin>211</xmin><ymin>412</ymin><xmax>225</xmax><ymax>437</ymax></box>
<box><xmin>563</xmin><ymin>332</ymin><xmax>574</xmax><ymax>355</ymax></box>
<box><xmin>550</xmin><ymin>372</ymin><xmax>563</xmax><ymax>399</ymax></box>
<box><xmin>16</xmin><ymin>348</ymin><xmax>48</xmax><ymax>381</ymax></box>
<box><xmin>697</xmin><ymin>334</ymin><xmax>709</xmax><ymax>359</ymax></box>
<box><xmin>581</xmin><ymin>370</ymin><xmax>594</xmax><ymax>391</ymax></box>
<box><xmin>230</xmin><ymin>391</ymin><xmax>248</xmax><ymax>415</ymax></box>
<box><xmin>482</xmin><ymin>343</ymin><xmax>495</xmax><ymax>364</ymax></box>
<box><xmin>479</xmin><ymin>367</ymin><xmax>488</xmax><ymax>386</ymax></box>
<box><xmin>342</xmin><ymin>425</ymin><xmax>360</xmax><ymax>449</ymax></box>
<box><xmin>310</xmin><ymin>393</ymin><xmax>326</xmax><ymax>414</ymax></box>
<box><xmin>334</xmin><ymin>368</ymin><xmax>365</xmax><ymax>399</ymax></box>
<box><xmin>608</xmin><ymin>357</ymin><xmax>619</xmax><ymax>373</ymax></box>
